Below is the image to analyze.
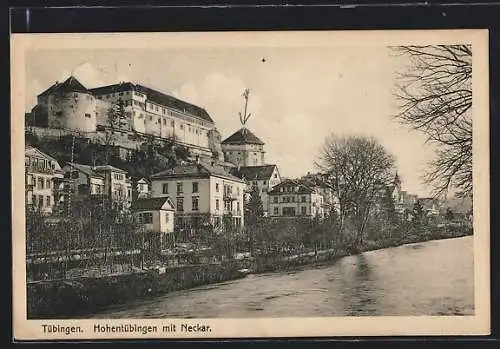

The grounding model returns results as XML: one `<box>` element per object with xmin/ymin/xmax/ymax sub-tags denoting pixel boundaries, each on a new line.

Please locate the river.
<box><xmin>88</xmin><ymin>236</ymin><xmax>474</xmax><ymax>318</ymax></box>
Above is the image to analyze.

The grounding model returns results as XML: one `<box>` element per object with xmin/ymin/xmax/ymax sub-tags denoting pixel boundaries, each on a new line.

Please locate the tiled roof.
<box><xmin>131</xmin><ymin>197</ymin><xmax>174</xmax><ymax>211</ymax></box>
<box><xmin>231</xmin><ymin>165</ymin><xmax>277</xmax><ymax>181</ymax></box>
<box><xmin>150</xmin><ymin>163</ymin><xmax>243</xmax><ymax>182</ymax></box>
<box><xmin>268</xmin><ymin>179</ymin><xmax>315</xmax><ymax>195</ymax></box>
<box><xmin>66</xmin><ymin>163</ymin><xmax>105</xmax><ymax>179</ymax></box>
<box><xmin>93</xmin><ymin>164</ymin><xmax>128</xmax><ymax>174</ymax></box>
<box><xmin>38</xmin><ymin>76</ymin><xmax>89</xmax><ymax>96</ymax></box>
<box><xmin>221</xmin><ymin>128</ymin><xmax>265</xmax><ymax>145</ymax></box>
<box><xmin>88</xmin><ymin>82</ymin><xmax>214</xmax><ymax>123</ymax></box>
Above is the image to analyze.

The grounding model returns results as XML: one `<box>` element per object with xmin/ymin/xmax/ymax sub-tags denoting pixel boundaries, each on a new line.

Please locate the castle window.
<box><xmin>85</xmin><ymin>113</ymin><xmax>91</xmax><ymax>118</ymax></box>
<box><xmin>162</xmin><ymin>108</ymin><xmax>166</xmax><ymax>114</ymax></box>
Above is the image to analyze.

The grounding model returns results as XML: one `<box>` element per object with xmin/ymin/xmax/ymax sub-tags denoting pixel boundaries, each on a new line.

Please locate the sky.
<box><xmin>25</xmin><ymin>46</ymin><xmax>437</xmax><ymax>197</ymax></box>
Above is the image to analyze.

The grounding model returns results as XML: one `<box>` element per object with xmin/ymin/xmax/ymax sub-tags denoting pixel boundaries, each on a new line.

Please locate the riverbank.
<box><xmin>27</xmin><ymin>226</ymin><xmax>472</xmax><ymax>318</ymax></box>
<box><xmin>253</xmin><ymin>226</ymin><xmax>473</xmax><ymax>273</ymax></box>
<box><xmin>27</xmin><ymin>263</ymin><xmax>245</xmax><ymax>319</ymax></box>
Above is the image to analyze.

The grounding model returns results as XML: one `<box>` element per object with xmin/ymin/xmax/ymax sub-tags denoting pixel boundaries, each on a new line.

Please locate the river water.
<box><xmin>89</xmin><ymin>236</ymin><xmax>474</xmax><ymax>318</ymax></box>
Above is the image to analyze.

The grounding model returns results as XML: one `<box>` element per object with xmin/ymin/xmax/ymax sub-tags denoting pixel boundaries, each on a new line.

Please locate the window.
<box><xmin>85</xmin><ymin>113</ymin><xmax>91</xmax><ymax>118</ymax></box>
<box><xmin>163</xmin><ymin>119</ymin><xmax>166</xmax><ymax>125</ymax></box>
<box><xmin>274</xmin><ymin>174</ymin><xmax>278</xmax><ymax>178</ymax></box>
<box><xmin>301</xmin><ymin>196</ymin><xmax>306</xmax><ymax>203</ymax></box>
<box><xmin>162</xmin><ymin>183</ymin><xmax>169</xmax><ymax>194</ymax></box>
<box><xmin>192</xmin><ymin>197</ymin><xmax>199</xmax><ymax>211</ymax></box>
<box><xmin>215</xmin><ymin>183</ymin><xmax>219</xmax><ymax>192</ymax></box>
<box><xmin>291</xmin><ymin>196</ymin><xmax>295</xmax><ymax>203</ymax></box>
<box><xmin>192</xmin><ymin>182</ymin><xmax>198</xmax><ymax>193</ymax></box>
<box><xmin>177</xmin><ymin>198</ymin><xmax>184</xmax><ymax>211</ymax></box>
<box><xmin>215</xmin><ymin>199</ymin><xmax>220</xmax><ymax>211</ymax></box>
<box><xmin>236</xmin><ymin>202</ymin><xmax>240</xmax><ymax>211</ymax></box>
<box><xmin>162</xmin><ymin>108</ymin><xmax>166</xmax><ymax>114</ymax></box>
<box><xmin>274</xmin><ymin>207</ymin><xmax>279</xmax><ymax>215</ymax></box>
<box><xmin>46</xmin><ymin>196</ymin><xmax>51</xmax><ymax>207</ymax></box>
<box><xmin>177</xmin><ymin>183</ymin><xmax>183</xmax><ymax>194</ymax></box>
<box><xmin>149</xmin><ymin>115</ymin><xmax>152</xmax><ymax>121</ymax></box>
<box><xmin>38</xmin><ymin>195</ymin><xmax>44</xmax><ymax>207</ymax></box>
<box><xmin>38</xmin><ymin>177</ymin><xmax>44</xmax><ymax>189</ymax></box>
<box><xmin>301</xmin><ymin>206</ymin><xmax>307</xmax><ymax>215</ymax></box>
<box><xmin>171</xmin><ymin>120</ymin><xmax>175</xmax><ymax>127</ymax></box>
<box><xmin>139</xmin><ymin>212</ymin><xmax>153</xmax><ymax>224</ymax></box>
<box><xmin>180</xmin><ymin>124</ymin><xmax>184</xmax><ymax>130</ymax></box>
<box><xmin>263</xmin><ymin>181</ymin><xmax>267</xmax><ymax>185</ymax></box>
<box><xmin>282</xmin><ymin>207</ymin><xmax>296</xmax><ymax>216</ymax></box>
<box><xmin>165</xmin><ymin>212</ymin><xmax>170</xmax><ymax>223</ymax></box>
<box><xmin>273</xmin><ymin>196</ymin><xmax>278</xmax><ymax>203</ymax></box>
<box><xmin>45</xmin><ymin>178</ymin><xmax>50</xmax><ymax>189</ymax></box>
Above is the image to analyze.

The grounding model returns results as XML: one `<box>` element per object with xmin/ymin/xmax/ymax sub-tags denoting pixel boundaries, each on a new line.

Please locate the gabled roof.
<box><xmin>65</xmin><ymin>163</ymin><xmax>105</xmax><ymax>179</ymax></box>
<box><xmin>150</xmin><ymin>163</ymin><xmax>244</xmax><ymax>183</ymax></box>
<box><xmin>131</xmin><ymin>197</ymin><xmax>175</xmax><ymax>211</ymax></box>
<box><xmin>25</xmin><ymin>146</ymin><xmax>61</xmax><ymax>167</ymax></box>
<box><xmin>88</xmin><ymin>82</ymin><xmax>214</xmax><ymax>124</ymax></box>
<box><xmin>230</xmin><ymin>165</ymin><xmax>277</xmax><ymax>181</ymax></box>
<box><xmin>222</xmin><ymin>127</ymin><xmax>265</xmax><ymax>145</ymax></box>
<box><xmin>38</xmin><ymin>76</ymin><xmax>89</xmax><ymax>97</ymax></box>
<box><xmin>93</xmin><ymin>164</ymin><xmax>128</xmax><ymax>174</ymax></box>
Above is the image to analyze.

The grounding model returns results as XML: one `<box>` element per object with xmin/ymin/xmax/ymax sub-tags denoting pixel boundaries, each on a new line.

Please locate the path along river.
<box><xmin>89</xmin><ymin>236</ymin><xmax>474</xmax><ymax>318</ymax></box>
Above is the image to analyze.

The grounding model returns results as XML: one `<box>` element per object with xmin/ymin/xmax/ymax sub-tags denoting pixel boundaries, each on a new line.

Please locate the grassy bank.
<box><xmin>253</xmin><ymin>225</ymin><xmax>473</xmax><ymax>273</ymax></box>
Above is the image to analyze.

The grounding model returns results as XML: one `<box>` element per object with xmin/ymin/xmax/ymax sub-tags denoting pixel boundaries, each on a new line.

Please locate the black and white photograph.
<box><xmin>11</xmin><ymin>30</ymin><xmax>490</xmax><ymax>339</ymax></box>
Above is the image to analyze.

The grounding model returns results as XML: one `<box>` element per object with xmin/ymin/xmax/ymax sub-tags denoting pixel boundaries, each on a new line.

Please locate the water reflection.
<box><xmin>88</xmin><ymin>236</ymin><xmax>474</xmax><ymax>318</ymax></box>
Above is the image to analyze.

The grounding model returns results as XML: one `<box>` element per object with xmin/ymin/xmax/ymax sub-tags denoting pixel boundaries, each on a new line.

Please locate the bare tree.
<box><xmin>392</xmin><ymin>45</ymin><xmax>472</xmax><ymax>198</ymax></box>
<box><xmin>315</xmin><ymin>135</ymin><xmax>395</xmax><ymax>246</ymax></box>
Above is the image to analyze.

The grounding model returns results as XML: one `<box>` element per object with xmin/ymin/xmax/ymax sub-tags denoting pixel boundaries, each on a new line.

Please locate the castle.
<box><xmin>27</xmin><ymin>76</ymin><xmax>223</xmax><ymax>159</ymax></box>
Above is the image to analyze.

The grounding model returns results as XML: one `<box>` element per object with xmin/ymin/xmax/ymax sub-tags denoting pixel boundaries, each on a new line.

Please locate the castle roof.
<box><xmin>88</xmin><ymin>82</ymin><xmax>214</xmax><ymax>124</ymax></box>
<box><xmin>222</xmin><ymin>127</ymin><xmax>265</xmax><ymax>145</ymax></box>
<box><xmin>231</xmin><ymin>165</ymin><xmax>277</xmax><ymax>181</ymax></box>
<box><xmin>150</xmin><ymin>162</ymin><xmax>244</xmax><ymax>183</ymax></box>
<box><xmin>38</xmin><ymin>76</ymin><xmax>89</xmax><ymax>97</ymax></box>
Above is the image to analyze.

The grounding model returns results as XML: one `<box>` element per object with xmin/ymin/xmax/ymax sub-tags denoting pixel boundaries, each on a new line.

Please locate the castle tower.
<box><xmin>36</xmin><ymin>75</ymin><xmax>98</xmax><ymax>132</ymax></box>
<box><xmin>221</xmin><ymin>127</ymin><xmax>266</xmax><ymax>166</ymax></box>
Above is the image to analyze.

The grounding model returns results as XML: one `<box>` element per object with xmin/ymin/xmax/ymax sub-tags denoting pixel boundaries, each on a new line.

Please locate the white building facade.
<box><xmin>150</xmin><ymin>162</ymin><xmax>246</xmax><ymax>231</ymax></box>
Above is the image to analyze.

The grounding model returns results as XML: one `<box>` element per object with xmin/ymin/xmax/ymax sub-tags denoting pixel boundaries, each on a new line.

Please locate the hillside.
<box><xmin>25</xmin><ymin>130</ymin><xmax>191</xmax><ymax>182</ymax></box>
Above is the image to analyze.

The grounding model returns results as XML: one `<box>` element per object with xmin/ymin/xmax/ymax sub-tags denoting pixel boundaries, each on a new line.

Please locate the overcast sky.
<box><xmin>25</xmin><ymin>46</ymin><xmax>437</xmax><ymax>196</ymax></box>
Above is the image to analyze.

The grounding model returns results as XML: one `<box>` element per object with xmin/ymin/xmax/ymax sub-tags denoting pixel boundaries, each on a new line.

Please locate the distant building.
<box><xmin>230</xmin><ymin>164</ymin><xmax>282</xmax><ymax>216</ymax></box>
<box><xmin>28</xmin><ymin>76</ymin><xmax>221</xmax><ymax>159</ymax></box>
<box><xmin>299</xmin><ymin>172</ymin><xmax>339</xmax><ymax>215</ymax></box>
<box><xmin>419</xmin><ymin>197</ymin><xmax>440</xmax><ymax>217</ymax></box>
<box><xmin>150</xmin><ymin>161</ymin><xmax>246</xmax><ymax>231</ymax></box>
<box><xmin>25</xmin><ymin>146</ymin><xmax>64</xmax><ymax>214</ymax></box>
<box><xmin>135</xmin><ymin>177</ymin><xmax>151</xmax><ymax>199</ymax></box>
<box><xmin>221</xmin><ymin>127</ymin><xmax>266</xmax><ymax>167</ymax></box>
<box><xmin>131</xmin><ymin>196</ymin><xmax>175</xmax><ymax>235</ymax></box>
<box><xmin>268</xmin><ymin>179</ymin><xmax>325</xmax><ymax>219</ymax></box>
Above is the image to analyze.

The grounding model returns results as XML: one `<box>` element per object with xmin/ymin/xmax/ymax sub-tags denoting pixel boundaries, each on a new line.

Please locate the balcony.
<box><xmin>223</xmin><ymin>191</ymin><xmax>237</xmax><ymax>201</ymax></box>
